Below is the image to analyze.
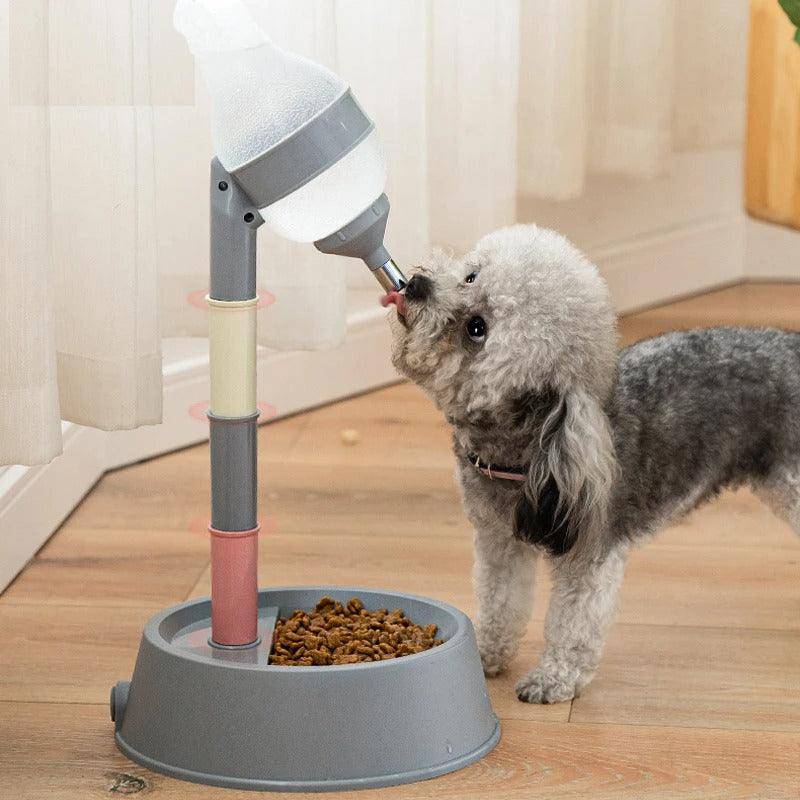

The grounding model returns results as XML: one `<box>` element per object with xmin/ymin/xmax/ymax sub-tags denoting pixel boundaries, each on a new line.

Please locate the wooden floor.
<box><xmin>2</xmin><ymin>283</ymin><xmax>800</xmax><ymax>799</ymax></box>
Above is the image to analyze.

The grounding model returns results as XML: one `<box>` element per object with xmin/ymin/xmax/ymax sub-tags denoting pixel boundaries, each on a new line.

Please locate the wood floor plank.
<box><xmin>1</xmin><ymin>526</ymin><xmax>210</xmax><ymax>607</ymax></box>
<box><xmin>569</xmin><ymin>623</ymin><xmax>800</xmax><ymax>732</ymax></box>
<box><xmin>285</xmin><ymin>383</ymin><xmax>455</xmax><ymax>471</ymax></box>
<box><xmin>260</xmin><ymin>462</ymin><xmax>465</xmax><ymax>540</ymax></box>
<box><xmin>265</xmin><ymin>474</ymin><xmax>797</xmax><ymax>548</ymax></box>
<box><xmin>186</xmin><ymin>530</ymin><xmax>800</xmax><ymax>633</ymax></box>
<box><xmin>651</xmin><ymin>488</ymin><xmax>799</xmax><ymax>550</ymax></box>
<box><xmin>1</xmin><ymin>702</ymin><xmax>797</xmax><ymax>800</ymax></box>
<box><xmin>24</xmin><ymin>461</ymin><xmax>462</xmax><ymax>541</ymax></box>
<box><xmin>0</xmin><ymin>604</ymin><xmax>159</xmax><ymax>704</ymax></box>
<box><xmin>617</xmin><ymin>282</ymin><xmax>800</xmax><ymax>345</ymax></box>
<box><xmin>50</xmin><ymin>412</ymin><xmax>310</xmax><ymax>533</ymax></box>
<box><xmin>49</xmin><ymin>452</ymin><xmax>211</xmax><ymax>533</ymax></box>
<box><xmin>620</xmin><ymin>542</ymin><xmax>800</xmax><ymax>631</ymax></box>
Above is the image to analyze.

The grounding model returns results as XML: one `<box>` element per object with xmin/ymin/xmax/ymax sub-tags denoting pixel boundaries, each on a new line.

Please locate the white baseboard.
<box><xmin>596</xmin><ymin>216</ymin><xmax>745</xmax><ymax>314</ymax></box>
<box><xmin>1</xmin><ymin>203</ymin><xmax>769</xmax><ymax>594</ymax></box>
<box><xmin>0</xmin><ymin>425</ymin><xmax>106</xmax><ymax>593</ymax></box>
<box><xmin>744</xmin><ymin>217</ymin><xmax>800</xmax><ymax>282</ymax></box>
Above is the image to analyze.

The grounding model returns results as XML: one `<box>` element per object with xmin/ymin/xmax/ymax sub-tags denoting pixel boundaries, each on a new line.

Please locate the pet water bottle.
<box><xmin>174</xmin><ymin>0</ymin><xmax>388</xmax><ymax>243</ymax></box>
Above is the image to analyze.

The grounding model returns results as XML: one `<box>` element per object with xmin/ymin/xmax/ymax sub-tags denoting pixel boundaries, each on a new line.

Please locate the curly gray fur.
<box><xmin>388</xmin><ymin>224</ymin><xmax>800</xmax><ymax>703</ymax></box>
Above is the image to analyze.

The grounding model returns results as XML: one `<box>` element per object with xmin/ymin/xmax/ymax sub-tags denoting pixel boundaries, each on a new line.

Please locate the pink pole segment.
<box><xmin>209</xmin><ymin>525</ymin><xmax>260</xmax><ymax>646</ymax></box>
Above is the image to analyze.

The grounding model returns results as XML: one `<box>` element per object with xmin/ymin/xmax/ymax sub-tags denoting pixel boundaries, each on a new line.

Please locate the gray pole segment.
<box><xmin>210</xmin><ymin>158</ymin><xmax>264</xmax><ymax>302</ymax></box>
<box><xmin>209</xmin><ymin>412</ymin><xmax>258</xmax><ymax>531</ymax></box>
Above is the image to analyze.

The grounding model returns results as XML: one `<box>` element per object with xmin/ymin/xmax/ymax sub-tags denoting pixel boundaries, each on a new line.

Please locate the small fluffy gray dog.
<box><xmin>384</xmin><ymin>224</ymin><xmax>800</xmax><ymax>704</ymax></box>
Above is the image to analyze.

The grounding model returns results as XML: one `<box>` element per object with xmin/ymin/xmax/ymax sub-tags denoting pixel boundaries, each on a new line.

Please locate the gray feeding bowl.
<box><xmin>111</xmin><ymin>587</ymin><xmax>500</xmax><ymax>792</ymax></box>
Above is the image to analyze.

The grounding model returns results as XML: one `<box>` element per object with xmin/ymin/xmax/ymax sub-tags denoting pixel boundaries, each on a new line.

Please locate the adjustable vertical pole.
<box><xmin>207</xmin><ymin>158</ymin><xmax>264</xmax><ymax>647</ymax></box>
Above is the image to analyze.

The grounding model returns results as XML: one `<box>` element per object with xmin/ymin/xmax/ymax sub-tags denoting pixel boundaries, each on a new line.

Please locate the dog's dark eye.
<box><xmin>466</xmin><ymin>315</ymin><xmax>487</xmax><ymax>342</ymax></box>
<box><xmin>465</xmin><ymin>272</ymin><xmax>477</xmax><ymax>284</ymax></box>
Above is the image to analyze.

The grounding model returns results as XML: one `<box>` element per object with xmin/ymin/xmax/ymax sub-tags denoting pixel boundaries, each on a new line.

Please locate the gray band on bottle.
<box><xmin>208</xmin><ymin>412</ymin><xmax>259</xmax><ymax>531</ymax></box>
<box><xmin>231</xmin><ymin>89</ymin><xmax>373</xmax><ymax>209</ymax></box>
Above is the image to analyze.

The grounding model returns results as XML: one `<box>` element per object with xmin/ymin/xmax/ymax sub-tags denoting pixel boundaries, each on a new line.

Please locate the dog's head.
<box><xmin>386</xmin><ymin>224</ymin><xmax>618</xmax><ymax>556</ymax></box>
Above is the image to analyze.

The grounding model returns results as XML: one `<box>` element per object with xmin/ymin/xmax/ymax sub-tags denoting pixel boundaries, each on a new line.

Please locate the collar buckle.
<box><xmin>471</xmin><ymin>453</ymin><xmax>493</xmax><ymax>479</ymax></box>
<box><xmin>467</xmin><ymin>452</ymin><xmax>526</xmax><ymax>483</ymax></box>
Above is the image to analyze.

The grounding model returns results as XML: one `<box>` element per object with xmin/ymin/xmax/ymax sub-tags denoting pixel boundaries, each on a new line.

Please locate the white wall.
<box><xmin>745</xmin><ymin>218</ymin><xmax>800</xmax><ymax>282</ymax></box>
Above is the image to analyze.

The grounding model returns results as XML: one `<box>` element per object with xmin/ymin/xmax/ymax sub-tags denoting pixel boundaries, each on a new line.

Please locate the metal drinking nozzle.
<box><xmin>314</xmin><ymin>194</ymin><xmax>407</xmax><ymax>292</ymax></box>
<box><xmin>372</xmin><ymin>258</ymin><xmax>406</xmax><ymax>292</ymax></box>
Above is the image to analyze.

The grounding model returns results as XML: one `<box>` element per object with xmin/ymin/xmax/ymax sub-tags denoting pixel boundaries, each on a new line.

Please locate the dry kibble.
<box><xmin>340</xmin><ymin>428</ymin><xmax>360</xmax><ymax>446</ymax></box>
<box><xmin>269</xmin><ymin>596</ymin><xmax>443</xmax><ymax>666</ymax></box>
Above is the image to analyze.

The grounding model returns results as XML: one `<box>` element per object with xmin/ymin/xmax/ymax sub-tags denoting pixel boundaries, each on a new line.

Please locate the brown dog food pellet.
<box><xmin>268</xmin><ymin>597</ymin><xmax>444</xmax><ymax>666</ymax></box>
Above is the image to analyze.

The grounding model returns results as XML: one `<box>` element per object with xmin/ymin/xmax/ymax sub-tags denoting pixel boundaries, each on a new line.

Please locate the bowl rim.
<box><xmin>147</xmin><ymin>585</ymin><xmax>472</xmax><ymax>672</ymax></box>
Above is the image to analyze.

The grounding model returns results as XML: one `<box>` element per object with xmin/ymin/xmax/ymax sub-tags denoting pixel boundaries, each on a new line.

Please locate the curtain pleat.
<box><xmin>587</xmin><ymin>0</ymin><xmax>675</xmax><ymax>179</ymax></box>
<box><xmin>151</xmin><ymin>96</ymin><xmax>212</xmax><ymax>339</ymax></box>
<box><xmin>673</xmin><ymin>0</ymin><xmax>748</xmax><ymax>150</ymax></box>
<box><xmin>47</xmin><ymin>0</ymin><xmax>161</xmax><ymax>431</ymax></box>
<box><xmin>50</xmin><ymin>103</ymin><xmax>161</xmax><ymax>429</ymax></box>
<box><xmin>428</xmin><ymin>0</ymin><xmax>520</xmax><ymax>252</ymax></box>
<box><xmin>518</xmin><ymin>0</ymin><xmax>588</xmax><ymax>199</ymax></box>
<box><xmin>336</xmin><ymin>0</ymin><xmax>430</xmax><ymax>285</ymax></box>
<box><xmin>1</xmin><ymin>0</ymin><xmax>62</xmax><ymax>465</ymax></box>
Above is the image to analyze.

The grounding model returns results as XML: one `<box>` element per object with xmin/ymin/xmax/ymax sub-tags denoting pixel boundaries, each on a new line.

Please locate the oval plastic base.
<box><xmin>113</xmin><ymin>587</ymin><xmax>500</xmax><ymax>792</ymax></box>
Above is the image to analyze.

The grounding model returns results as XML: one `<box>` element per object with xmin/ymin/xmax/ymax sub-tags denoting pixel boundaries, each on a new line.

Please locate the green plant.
<box><xmin>779</xmin><ymin>0</ymin><xmax>800</xmax><ymax>44</ymax></box>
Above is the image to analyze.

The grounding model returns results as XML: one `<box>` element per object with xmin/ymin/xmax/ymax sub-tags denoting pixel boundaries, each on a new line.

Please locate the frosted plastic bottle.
<box><xmin>174</xmin><ymin>0</ymin><xmax>387</xmax><ymax>243</ymax></box>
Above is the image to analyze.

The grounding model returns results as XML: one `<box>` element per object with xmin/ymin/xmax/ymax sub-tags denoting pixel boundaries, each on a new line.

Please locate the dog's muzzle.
<box><xmin>404</xmin><ymin>274</ymin><xmax>432</xmax><ymax>302</ymax></box>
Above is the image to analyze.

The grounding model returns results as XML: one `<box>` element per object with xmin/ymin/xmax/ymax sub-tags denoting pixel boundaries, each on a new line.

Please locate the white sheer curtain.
<box><xmin>0</xmin><ymin>0</ymin><xmax>747</xmax><ymax>466</ymax></box>
<box><xmin>1</xmin><ymin>0</ymin><xmax>161</xmax><ymax>465</ymax></box>
<box><xmin>0</xmin><ymin>1</ymin><xmax>60</xmax><ymax>465</ymax></box>
<box><xmin>517</xmin><ymin>0</ymin><xmax>745</xmax><ymax>199</ymax></box>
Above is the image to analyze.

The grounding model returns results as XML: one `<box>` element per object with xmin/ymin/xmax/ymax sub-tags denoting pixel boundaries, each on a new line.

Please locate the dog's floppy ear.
<box><xmin>513</xmin><ymin>388</ymin><xmax>616</xmax><ymax>556</ymax></box>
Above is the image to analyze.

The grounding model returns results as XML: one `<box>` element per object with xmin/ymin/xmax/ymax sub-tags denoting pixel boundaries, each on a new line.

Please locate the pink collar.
<box><xmin>467</xmin><ymin>453</ymin><xmax>527</xmax><ymax>482</ymax></box>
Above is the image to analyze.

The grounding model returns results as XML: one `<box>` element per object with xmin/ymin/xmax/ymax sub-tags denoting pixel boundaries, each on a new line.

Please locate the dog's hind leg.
<box><xmin>516</xmin><ymin>543</ymin><xmax>627</xmax><ymax>704</ymax></box>
<box><xmin>753</xmin><ymin>463</ymin><xmax>800</xmax><ymax>538</ymax></box>
<box><xmin>473</xmin><ymin>528</ymin><xmax>538</xmax><ymax>677</ymax></box>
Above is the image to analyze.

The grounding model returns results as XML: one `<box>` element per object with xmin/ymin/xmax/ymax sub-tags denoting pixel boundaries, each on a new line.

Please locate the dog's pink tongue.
<box><xmin>380</xmin><ymin>291</ymin><xmax>407</xmax><ymax>316</ymax></box>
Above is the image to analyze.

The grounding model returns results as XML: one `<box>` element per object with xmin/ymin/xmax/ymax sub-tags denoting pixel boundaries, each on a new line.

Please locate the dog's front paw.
<box><xmin>475</xmin><ymin>627</ymin><xmax>516</xmax><ymax>677</ymax></box>
<box><xmin>515</xmin><ymin>667</ymin><xmax>580</xmax><ymax>704</ymax></box>
<box><xmin>479</xmin><ymin>649</ymin><xmax>509</xmax><ymax>678</ymax></box>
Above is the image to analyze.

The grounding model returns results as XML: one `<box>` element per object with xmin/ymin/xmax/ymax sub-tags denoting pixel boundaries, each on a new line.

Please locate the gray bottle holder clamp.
<box><xmin>112</xmin><ymin>587</ymin><xmax>500</xmax><ymax>791</ymax></box>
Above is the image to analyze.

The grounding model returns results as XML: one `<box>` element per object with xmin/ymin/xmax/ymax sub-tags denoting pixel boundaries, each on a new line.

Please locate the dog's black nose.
<box><xmin>405</xmin><ymin>274</ymin><xmax>432</xmax><ymax>302</ymax></box>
